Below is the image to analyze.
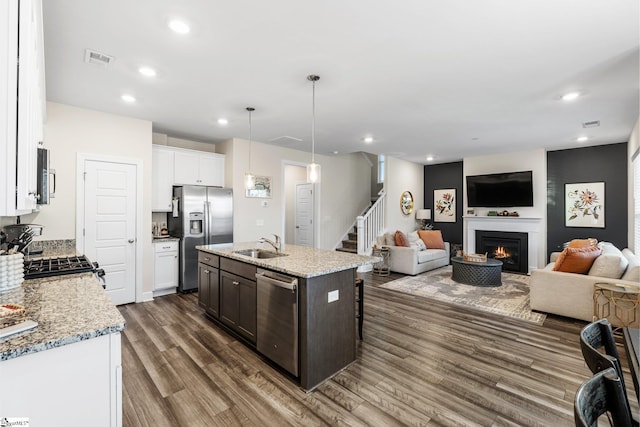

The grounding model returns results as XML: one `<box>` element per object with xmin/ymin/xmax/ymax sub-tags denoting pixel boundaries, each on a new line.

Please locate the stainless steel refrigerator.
<box><xmin>168</xmin><ymin>186</ymin><xmax>233</xmax><ymax>293</ymax></box>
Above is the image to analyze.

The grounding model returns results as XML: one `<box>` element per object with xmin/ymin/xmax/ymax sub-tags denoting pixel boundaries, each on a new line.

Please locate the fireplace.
<box><xmin>476</xmin><ymin>231</ymin><xmax>529</xmax><ymax>273</ymax></box>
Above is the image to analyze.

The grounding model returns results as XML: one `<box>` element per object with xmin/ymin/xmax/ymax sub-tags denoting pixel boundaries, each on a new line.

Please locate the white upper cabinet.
<box><xmin>0</xmin><ymin>0</ymin><xmax>45</xmax><ymax>216</ymax></box>
<box><xmin>197</xmin><ymin>154</ymin><xmax>225</xmax><ymax>187</ymax></box>
<box><xmin>173</xmin><ymin>149</ymin><xmax>225</xmax><ymax>187</ymax></box>
<box><xmin>152</xmin><ymin>145</ymin><xmax>225</xmax><ymax>212</ymax></box>
<box><xmin>151</xmin><ymin>145</ymin><xmax>174</xmax><ymax>212</ymax></box>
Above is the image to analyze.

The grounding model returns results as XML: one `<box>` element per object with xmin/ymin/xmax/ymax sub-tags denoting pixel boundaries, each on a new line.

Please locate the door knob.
<box><xmin>128</xmin><ymin>239</ymin><xmax>135</xmax><ymax>243</ymax></box>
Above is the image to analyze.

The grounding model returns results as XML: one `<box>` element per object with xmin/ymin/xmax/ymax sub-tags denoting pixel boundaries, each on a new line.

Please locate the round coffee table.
<box><xmin>451</xmin><ymin>257</ymin><xmax>503</xmax><ymax>286</ymax></box>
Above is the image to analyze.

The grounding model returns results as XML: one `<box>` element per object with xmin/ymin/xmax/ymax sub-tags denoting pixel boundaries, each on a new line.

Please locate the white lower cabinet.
<box><xmin>154</xmin><ymin>240</ymin><xmax>179</xmax><ymax>295</ymax></box>
<box><xmin>0</xmin><ymin>333</ymin><xmax>122</xmax><ymax>427</ymax></box>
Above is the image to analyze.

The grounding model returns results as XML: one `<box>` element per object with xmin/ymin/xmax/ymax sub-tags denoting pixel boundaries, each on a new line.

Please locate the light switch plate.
<box><xmin>256</xmin><ymin>219</ymin><xmax>264</xmax><ymax>226</ymax></box>
<box><xmin>328</xmin><ymin>290</ymin><xmax>339</xmax><ymax>303</ymax></box>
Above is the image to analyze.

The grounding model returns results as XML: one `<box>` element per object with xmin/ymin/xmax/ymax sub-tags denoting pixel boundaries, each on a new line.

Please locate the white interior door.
<box><xmin>83</xmin><ymin>160</ymin><xmax>137</xmax><ymax>305</ymax></box>
<box><xmin>295</xmin><ymin>183</ymin><xmax>314</xmax><ymax>247</ymax></box>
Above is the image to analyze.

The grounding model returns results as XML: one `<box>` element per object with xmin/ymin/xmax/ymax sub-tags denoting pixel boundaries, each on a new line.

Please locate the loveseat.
<box><xmin>530</xmin><ymin>242</ymin><xmax>639</xmax><ymax>323</ymax></box>
<box><xmin>377</xmin><ymin>230</ymin><xmax>450</xmax><ymax>275</ymax></box>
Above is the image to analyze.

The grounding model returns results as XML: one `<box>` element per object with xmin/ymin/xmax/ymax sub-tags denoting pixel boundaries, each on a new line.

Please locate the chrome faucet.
<box><xmin>259</xmin><ymin>234</ymin><xmax>282</xmax><ymax>253</ymax></box>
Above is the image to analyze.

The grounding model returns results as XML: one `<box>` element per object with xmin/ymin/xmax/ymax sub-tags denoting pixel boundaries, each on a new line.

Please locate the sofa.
<box><xmin>377</xmin><ymin>230</ymin><xmax>450</xmax><ymax>275</ymax></box>
<box><xmin>530</xmin><ymin>242</ymin><xmax>639</xmax><ymax>324</ymax></box>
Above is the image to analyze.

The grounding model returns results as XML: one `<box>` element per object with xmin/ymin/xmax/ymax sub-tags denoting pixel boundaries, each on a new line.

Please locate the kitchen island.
<box><xmin>196</xmin><ymin>242</ymin><xmax>378</xmax><ymax>391</ymax></box>
<box><xmin>0</xmin><ymin>273</ymin><xmax>125</xmax><ymax>426</ymax></box>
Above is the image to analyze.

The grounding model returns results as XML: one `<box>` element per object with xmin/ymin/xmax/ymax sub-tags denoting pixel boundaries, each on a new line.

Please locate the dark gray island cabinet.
<box><xmin>196</xmin><ymin>243</ymin><xmax>378</xmax><ymax>391</ymax></box>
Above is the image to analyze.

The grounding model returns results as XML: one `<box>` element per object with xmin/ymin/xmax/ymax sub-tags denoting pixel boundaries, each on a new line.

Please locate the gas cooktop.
<box><xmin>24</xmin><ymin>255</ymin><xmax>98</xmax><ymax>280</ymax></box>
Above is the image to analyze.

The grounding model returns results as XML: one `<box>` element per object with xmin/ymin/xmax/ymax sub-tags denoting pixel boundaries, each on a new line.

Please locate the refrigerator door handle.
<box><xmin>204</xmin><ymin>201</ymin><xmax>211</xmax><ymax>245</ymax></box>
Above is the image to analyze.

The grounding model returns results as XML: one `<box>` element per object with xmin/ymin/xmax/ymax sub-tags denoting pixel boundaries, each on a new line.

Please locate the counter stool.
<box><xmin>355</xmin><ymin>277</ymin><xmax>364</xmax><ymax>340</ymax></box>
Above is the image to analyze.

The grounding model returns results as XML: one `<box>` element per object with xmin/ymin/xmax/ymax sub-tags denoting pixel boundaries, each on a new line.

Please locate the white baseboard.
<box><xmin>153</xmin><ymin>288</ymin><xmax>177</xmax><ymax>298</ymax></box>
<box><xmin>357</xmin><ymin>264</ymin><xmax>373</xmax><ymax>273</ymax></box>
<box><xmin>140</xmin><ymin>291</ymin><xmax>154</xmax><ymax>302</ymax></box>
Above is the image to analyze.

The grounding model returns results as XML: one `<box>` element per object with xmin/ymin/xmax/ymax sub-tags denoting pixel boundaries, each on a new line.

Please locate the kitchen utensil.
<box><xmin>2</xmin><ymin>223</ymin><xmax>43</xmax><ymax>243</ymax></box>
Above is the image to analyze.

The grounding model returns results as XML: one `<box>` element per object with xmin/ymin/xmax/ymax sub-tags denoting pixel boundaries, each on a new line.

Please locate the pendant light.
<box><xmin>245</xmin><ymin>107</ymin><xmax>256</xmax><ymax>190</ymax></box>
<box><xmin>307</xmin><ymin>74</ymin><xmax>321</xmax><ymax>183</ymax></box>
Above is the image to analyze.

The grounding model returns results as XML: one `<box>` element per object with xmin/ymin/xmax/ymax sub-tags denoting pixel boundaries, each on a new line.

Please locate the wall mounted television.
<box><xmin>466</xmin><ymin>170</ymin><xmax>534</xmax><ymax>207</ymax></box>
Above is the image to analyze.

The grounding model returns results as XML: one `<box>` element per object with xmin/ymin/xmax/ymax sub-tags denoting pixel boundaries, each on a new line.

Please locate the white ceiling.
<box><xmin>42</xmin><ymin>0</ymin><xmax>639</xmax><ymax>164</ymax></box>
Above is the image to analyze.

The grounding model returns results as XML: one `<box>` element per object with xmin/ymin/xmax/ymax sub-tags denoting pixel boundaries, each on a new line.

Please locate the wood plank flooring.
<box><xmin>119</xmin><ymin>271</ymin><xmax>639</xmax><ymax>426</ymax></box>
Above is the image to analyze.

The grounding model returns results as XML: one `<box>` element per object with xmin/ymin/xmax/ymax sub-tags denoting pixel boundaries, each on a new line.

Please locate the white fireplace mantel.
<box><xmin>463</xmin><ymin>216</ymin><xmax>545</xmax><ymax>273</ymax></box>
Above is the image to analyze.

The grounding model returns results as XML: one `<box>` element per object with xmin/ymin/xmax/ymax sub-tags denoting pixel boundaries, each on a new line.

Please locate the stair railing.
<box><xmin>356</xmin><ymin>190</ymin><xmax>386</xmax><ymax>255</ymax></box>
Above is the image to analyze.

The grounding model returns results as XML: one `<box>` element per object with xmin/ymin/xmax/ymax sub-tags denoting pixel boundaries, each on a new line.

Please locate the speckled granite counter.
<box><xmin>197</xmin><ymin>242</ymin><xmax>379</xmax><ymax>278</ymax></box>
<box><xmin>0</xmin><ymin>273</ymin><xmax>125</xmax><ymax>361</ymax></box>
<box><xmin>153</xmin><ymin>236</ymin><xmax>180</xmax><ymax>242</ymax></box>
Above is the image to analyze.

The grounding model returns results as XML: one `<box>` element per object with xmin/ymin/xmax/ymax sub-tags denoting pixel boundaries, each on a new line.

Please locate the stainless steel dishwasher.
<box><xmin>256</xmin><ymin>268</ymin><xmax>299</xmax><ymax>376</ymax></box>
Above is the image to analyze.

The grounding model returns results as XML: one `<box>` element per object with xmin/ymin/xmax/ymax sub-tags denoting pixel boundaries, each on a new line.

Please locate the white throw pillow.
<box><xmin>589</xmin><ymin>243</ymin><xmax>628</xmax><ymax>279</ymax></box>
<box><xmin>385</xmin><ymin>233</ymin><xmax>396</xmax><ymax>246</ymax></box>
<box><xmin>407</xmin><ymin>231</ymin><xmax>420</xmax><ymax>244</ymax></box>
<box><xmin>415</xmin><ymin>239</ymin><xmax>427</xmax><ymax>251</ymax></box>
<box><xmin>621</xmin><ymin>248</ymin><xmax>640</xmax><ymax>282</ymax></box>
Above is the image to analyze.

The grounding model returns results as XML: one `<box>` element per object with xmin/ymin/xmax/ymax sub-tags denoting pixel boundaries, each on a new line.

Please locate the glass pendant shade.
<box><xmin>245</xmin><ymin>172</ymin><xmax>255</xmax><ymax>190</ymax></box>
<box><xmin>306</xmin><ymin>163</ymin><xmax>321</xmax><ymax>183</ymax></box>
<box><xmin>307</xmin><ymin>74</ymin><xmax>321</xmax><ymax>184</ymax></box>
<box><xmin>244</xmin><ymin>107</ymin><xmax>256</xmax><ymax>190</ymax></box>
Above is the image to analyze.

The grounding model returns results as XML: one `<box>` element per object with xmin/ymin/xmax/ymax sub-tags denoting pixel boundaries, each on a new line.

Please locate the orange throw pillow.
<box><xmin>394</xmin><ymin>230</ymin><xmax>410</xmax><ymax>247</ymax></box>
<box><xmin>553</xmin><ymin>246</ymin><xmax>602</xmax><ymax>274</ymax></box>
<box><xmin>417</xmin><ymin>230</ymin><xmax>445</xmax><ymax>250</ymax></box>
<box><xmin>567</xmin><ymin>238</ymin><xmax>598</xmax><ymax>248</ymax></box>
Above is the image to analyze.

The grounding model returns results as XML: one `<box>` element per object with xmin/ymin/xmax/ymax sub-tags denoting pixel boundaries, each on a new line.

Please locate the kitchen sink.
<box><xmin>233</xmin><ymin>249</ymin><xmax>288</xmax><ymax>259</ymax></box>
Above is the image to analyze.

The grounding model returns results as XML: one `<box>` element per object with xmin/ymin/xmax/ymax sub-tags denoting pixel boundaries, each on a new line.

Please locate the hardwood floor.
<box><xmin>119</xmin><ymin>271</ymin><xmax>639</xmax><ymax>426</ymax></box>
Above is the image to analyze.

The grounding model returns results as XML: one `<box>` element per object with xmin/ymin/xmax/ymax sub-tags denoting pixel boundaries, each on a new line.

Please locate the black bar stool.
<box><xmin>355</xmin><ymin>277</ymin><xmax>364</xmax><ymax>340</ymax></box>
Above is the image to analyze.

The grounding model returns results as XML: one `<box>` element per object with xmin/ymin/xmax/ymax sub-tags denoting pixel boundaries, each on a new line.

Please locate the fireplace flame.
<box><xmin>494</xmin><ymin>245</ymin><xmax>510</xmax><ymax>259</ymax></box>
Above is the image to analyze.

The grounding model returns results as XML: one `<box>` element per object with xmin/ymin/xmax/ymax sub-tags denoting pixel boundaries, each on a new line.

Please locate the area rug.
<box><xmin>380</xmin><ymin>266</ymin><xmax>546</xmax><ymax>325</ymax></box>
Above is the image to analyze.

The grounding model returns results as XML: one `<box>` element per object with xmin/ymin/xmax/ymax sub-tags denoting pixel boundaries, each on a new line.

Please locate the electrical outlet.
<box><xmin>328</xmin><ymin>290</ymin><xmax>339</xmax><ymax>303</ymax></box>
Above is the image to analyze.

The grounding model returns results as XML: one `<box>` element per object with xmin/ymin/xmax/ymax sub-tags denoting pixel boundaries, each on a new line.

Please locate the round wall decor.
<box><xmin>400</xmin><ymin>190</ymin><xmax>414</xmax><ymax>215</ymax></box>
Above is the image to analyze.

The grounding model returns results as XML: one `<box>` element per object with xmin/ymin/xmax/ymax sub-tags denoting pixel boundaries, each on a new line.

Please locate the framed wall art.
<box><xmin>246</xmin><ymin>175</ymin><xmax>272</xmax><ymax>198</ymax></box>
<box><xmin>565</xmin><ymin>182</ymin><xmax>604</xmax><ymax>228</ymax></box>
<box><xmin>434</xmin><ymin>189</ymin><xmax>455</xmax><ymax>222</ymax></box>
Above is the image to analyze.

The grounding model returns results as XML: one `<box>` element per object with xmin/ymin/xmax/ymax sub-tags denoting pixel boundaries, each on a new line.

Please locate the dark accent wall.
<box><xmin>547</xmin><ymin>142</ymin><xmax>627</xmax><ymax>257</ymax></box>
<box><xmin>424</xmin><ymin>161</ymin><xmax>463</xmax><ymax>245</ymax></box>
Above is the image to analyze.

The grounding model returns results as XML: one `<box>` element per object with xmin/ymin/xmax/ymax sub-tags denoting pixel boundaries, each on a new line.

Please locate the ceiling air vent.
<box><xmin>582</xmin><ymin>120</ymin><xmax>600</xmax><ymax>128</ymax></box>
<box><xmin>269</xmin><ymin>136</ymin><xmax>303</xmax><ymax>147</ymax></box>
<box><xmin>84</xmin><ymin>49</ymin><xmax>114</xmax><ymax>67</ymax></box>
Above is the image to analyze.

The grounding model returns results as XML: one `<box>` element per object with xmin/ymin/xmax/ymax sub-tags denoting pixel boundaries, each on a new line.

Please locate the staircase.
<box><xmin>336</xmin><ymin>229</ymin><xmax>358</xmax><ymax>254</ymax></box>
<box><xmin>336</xmin><ymin>190</ymin><xmax>386</xmax><ymax>256</ymax></box>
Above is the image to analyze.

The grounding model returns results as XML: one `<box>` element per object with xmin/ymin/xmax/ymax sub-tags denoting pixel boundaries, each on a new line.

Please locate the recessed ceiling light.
<box><xmin>168</xmin><ymin>20</ymin><xmax>190</xmax><ymax>34</ymax></box>
<box><xmin>577</xmin><ymin>136</ymin><xmax>588</xmax><ymax>142</ymax></box>
<box><xmin>217</xmin><ymin>118</ymin><xmax>228</xmax><ymax>125</ymax></box>
<box><xmin>121</xmin><ymin>94</ymin><xmax>136</xmax><ymax>103</ymax></box>
<box><xmin>364</xmin><ymin>136</ymin><xmax>373</xmax><ymax>143</ymax></box>
<box><xmin>333</xmin><ymin>150</ymin><xmax>339</xmax><ymax>155</ymax></box>
<box><xmin>561</xmin><ymin>92</ymin><xmax>580</xmax><ymax>101</ymax></box>
<box><xmin>426</xmin><ymin>155</ymin><xmax>434</xmax><ymax>162</ymax></box>
<box><xmin>138</xmin><ymin>67</ymin><xmax>156</xmax><ymax>77</ymax></box>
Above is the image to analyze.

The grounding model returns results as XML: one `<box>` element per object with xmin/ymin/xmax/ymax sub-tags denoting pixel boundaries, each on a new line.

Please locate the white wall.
<box><xmin>152</xmin><ymin>132</ymin><xmax>217</xmax><ymax>153</ymax></box>
<box><xmin>284</xmin><ymin>165</ymin><xmax>307</xmax><ymax>244</ymax></box>
<box><xmin>463</xmin><ymin>148</ymin><xmax>547</xmax><ymax>265</ymax></box>
<box><xmin>217</xmin><ymin>138</ymin><xmax>371</xmax><ymax>249</ymax></box>
<box><xmin>384</xmin><ymin>156</ymin><xmax>424</xmax><ymax>234</ymax></box>
<box><xmin>20</xmin><ymin>102</ymin><xmax>154</xmax><ymax>293</ymax></box>
<box><xmin>629</xmin><ymin>117</ymin><xmax>639</xmax><ymax>251</ymax></box>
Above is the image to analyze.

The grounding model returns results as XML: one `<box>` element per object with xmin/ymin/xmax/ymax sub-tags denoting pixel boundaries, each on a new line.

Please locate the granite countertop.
<box><xmin>0</xmin><ymin>273</ymin><xmax>125</xmax><ymax>361</ymax></box>
<box><xmin>197</xmin><ymin>242</ymin><xmax>380</xmax><ymax>278</ymax></box>
<box><xmin>152</xmin><ymin>236</ymin><xmax>180</xmax><ymax>242</ymax></box>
